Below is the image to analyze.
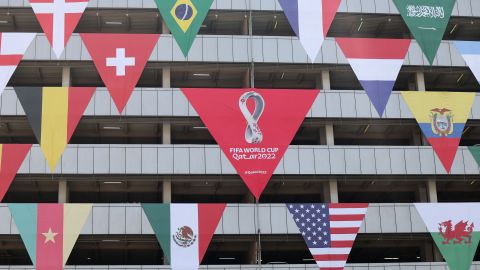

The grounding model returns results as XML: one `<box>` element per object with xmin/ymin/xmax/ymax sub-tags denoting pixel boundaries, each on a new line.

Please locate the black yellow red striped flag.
<box><xmin>14</xmin><ymin>87</ymin><xmax>95</xmax><ymax>171</ymax></box>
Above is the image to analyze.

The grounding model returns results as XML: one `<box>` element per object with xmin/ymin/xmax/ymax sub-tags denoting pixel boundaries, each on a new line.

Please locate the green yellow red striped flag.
<box><xmin>14</xmin><ymin>87</ymin><xmax>95</xmax><ymax>171</ymax></box>
<box><xmin>8</xmin><ymin>203</ymin><xmax>92</xmax><ymax>270</ymax></box>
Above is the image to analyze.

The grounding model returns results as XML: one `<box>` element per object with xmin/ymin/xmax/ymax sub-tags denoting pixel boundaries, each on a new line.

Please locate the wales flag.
<box><xmin>155</xmin><ymin>0</ymin><xmax>213</xmax><ymax>57</ymax></box>
<box><xmin>415</xmin><ymin>203</ymin><xmax>480</xmax><ymax>270</ymax></box>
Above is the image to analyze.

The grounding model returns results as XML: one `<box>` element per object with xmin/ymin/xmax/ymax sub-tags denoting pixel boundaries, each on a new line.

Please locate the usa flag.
<box><xmin>287</xmin><ymin>203</ymin><xmax>368</xmax><ymax>270</ymax></box>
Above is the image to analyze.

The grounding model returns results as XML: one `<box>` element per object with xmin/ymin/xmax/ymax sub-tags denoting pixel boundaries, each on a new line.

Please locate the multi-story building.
<box><xmin>0</xmin><ymin>0</ymin><xmax>480</xmax><ymax>269</ymax></box>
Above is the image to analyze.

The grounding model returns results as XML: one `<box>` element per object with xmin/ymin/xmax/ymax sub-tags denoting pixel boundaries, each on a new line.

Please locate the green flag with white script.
<box><xmin>415</xmin><ymin>203</ymin><xmax>480</xmax><ymax>270</ymax></box>
<box><xmin>155</xmin><ymin>0</ymin><xmax>213</xmax><ymax>57</ymax></box>
<box><xmin>468</xmin><ymin>146</ymin><xmax>480</xmax><ymax>167</ymax></box>
<box><xmin>393</xmin><ymin>0</ymin><xmax>456</xmax><ymax>65</ymax></box>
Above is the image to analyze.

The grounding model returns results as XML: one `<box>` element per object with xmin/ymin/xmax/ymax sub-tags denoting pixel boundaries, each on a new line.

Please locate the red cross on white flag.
<box><xmin>29</xmin><ymin>0</ymin><xmax>89</xmax><ymax>59</ymax></box>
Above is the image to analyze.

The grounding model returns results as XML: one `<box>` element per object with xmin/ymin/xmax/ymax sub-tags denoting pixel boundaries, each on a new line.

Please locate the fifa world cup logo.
<box><xmin>239</xmin><ymin>91</ymin><xmax>265</xmax><ymax>144</ymax></box>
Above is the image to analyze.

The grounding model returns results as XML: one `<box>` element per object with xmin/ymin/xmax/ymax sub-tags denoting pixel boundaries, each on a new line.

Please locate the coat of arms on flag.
<box><xmin>155</xmin><ymin>0</ymin><xmax>213</xmax><ymax>57</ymax></box>
<box><xmin>80</xmin><ymin>33</ymin><xmax>160</xmax><ymax>113</ymax></box>
<box><xmin>29</xmin><ymin>0</ymin><xmax>89</xmax><ymax>59</ymax></box>
<box><xmin>8</xmin><ymin>203</ymin><xmax>92</xmax><ymax>270</ymax></box>
<box><xmin>287</xmin><ymin>203</ymin><xmax>368</xmax><ymax>270</ymax></box>
<box><xmin>415</xmin><ymin>203</ymin><xmax>480</xmax><ymax>270</ymax></box>
<box><xmin>142</xmin><ymin>203</ymin><xmax>226</xmax><ymax>270</ymax></box>
<box><xmin>14</xmin><ymin>87</ymin><xmax>95</xmax><ymax>171</ymax></box>
<box><xmin>401</xmin><ymin>91</ymin><xmax>475</xmax><ymax>173</ymax></box>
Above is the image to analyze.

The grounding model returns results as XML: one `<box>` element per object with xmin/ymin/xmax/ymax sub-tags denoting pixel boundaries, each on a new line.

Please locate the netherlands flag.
<box><xmin>278</xmin><ymin>0</ymin><xmax>341</xmax><ymax>62</ymax></box>
<box><xmin>454</xmin><ymin>41</ymin><xmax>480</xmax><ymax>85</ymax></box>
<box><xmin>336</xmin><ymin>38</ymin><xmax>411</xmax><ymax>117</ymax></box>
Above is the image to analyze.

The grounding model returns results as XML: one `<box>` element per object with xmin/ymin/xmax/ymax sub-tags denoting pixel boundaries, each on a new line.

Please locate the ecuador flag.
<box><xmin>8</xmin><ymin>203</ymin><xmax>92</xmax><ymax>270</ymax></box>
<box><xmin>401</xmin><ymin>91</ymin><xmax>475</xmax><ymax>172</ymax></box>
<box><xmin>14</xmin><ymin>87</ymin><xmax>95</xmax><ymax>171</ymax></box>
<box><xmin>0</xmin><ymin>144</ymin><xmax>32</xmax><ymax>201</ymax></box>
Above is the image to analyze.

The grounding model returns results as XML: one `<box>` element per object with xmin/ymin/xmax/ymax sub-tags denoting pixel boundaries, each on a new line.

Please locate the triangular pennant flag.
<box><xmin>182</xmin><ymin>88</ymin><xmax>319</xmax><ymax>199</ymax></box>
<box><xmin>415</xmin><ymin>203</ymin><xmax>480</xmax><ymax>270</ymax></box>
<box><xmin>336</xmin><ymin>38</ymin><xmax>411</xmax><ymax>116</ymax></box>
<box><xmin>80</xmin><ymin>33</ymin><xmax>160</xmax><ymax>113</ymax></box>
<box><xmin>29</xmin><ymin>0</ymin><xmax>89</xmax><ymax>59</ymax></box>
<box><xmin>14</xmin><ymin>87</ymin><xmax>95</xmax><ymax>171</ymax></box>
<box><xmin>0</xmin><ymin>33</ymin><xmax>36</xmax><ymax>97</ymax></box>
<box><xmin>155</xmin><ymin>0</ymin><xmax>213</xmax><ymax>57</ymax></box>
<box><xmin>8</xmin><ymin>203</ymin><xmax>92</xmax><ymax>270</ymax></box>
<box><xmin>287</xmin><ymin>203</ymin><xmax>368</xmax><ymax>270</ymax></box>
<box><xmin>0</xmin><ymin>144</ymin><xmax>32</xmax><ymax>201</ymax></box>
<box><xmin>142</xmin><ymin>203</ymin><xmax>226</xmax><ymax>270</ymax></box>
<box><xmin>454</xmin><ymin>41</ymin><xmax>480</xmax><ymax>85</ymax></box>
<box><xmin>468</xmin><ymin>146</ymin><xmax>480</xmax><ymax>167</ymax></box>
<box><xmin>278</xmin><ymin>0</ymin><xmax>341</xmax><ymax>62</ymax></box>
<box><xmin>393</xmin><ymin>0</ymin><xmax>456</xmax><ymax>65</ymax></box>
<box><xmin>401</xmin><ymin>91</ymin><xmax>475</xmax><ymax>173</ymax></box>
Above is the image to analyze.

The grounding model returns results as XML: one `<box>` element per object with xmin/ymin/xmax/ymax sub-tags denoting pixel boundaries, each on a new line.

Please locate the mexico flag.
<box><xmin>415</xmin><ymin>203</ymin><xmax>480</xmax><ymax>270</ymax></box>
<box><xmin>0</xmin><ymin>144</ymin><xmax>32</xmax><ymax>201</ymax></box>
<box><xmin>14</xmin><ymin>87</ymin><xmax>95</xmax><ymax>171</ymax></box>
<box><xmin>8</xmin><ymin>203</ymin><xmax>92</xmax><ymax>270</ymax></box>
<box><xmin>142</xmin><ymin>203</ymin><xmax>226</xmax><ymax>270</ymax></box>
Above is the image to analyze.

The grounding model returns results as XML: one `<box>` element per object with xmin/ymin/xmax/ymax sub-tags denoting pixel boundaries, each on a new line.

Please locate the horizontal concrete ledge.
<box><xmin>0</xmin><ymin>203</ymin><xmax>427</xmax><ymax>235</ymax></box>
<box><xmin>1</xmin><ymin>0</ymin><xmax>479</xmax><ymax>17</ymax></box>
<box><xmin>0</xmin><ymin>262</ymin><xmax>478</xmax><ymax>270</ymax></box>
<box><xmin>2</xmin><ymin>88</ymin><xmax>480</xmax><ymax>120</ymax></box>
<box><xmin>22</xmin><ymin>34</ymin><xmax>468</xmax><ymax>67</ymax></box>
<box><xmin>17</xmin><ymin>145</ymin><xmax>480</xmax><ymax>176</ymax></box>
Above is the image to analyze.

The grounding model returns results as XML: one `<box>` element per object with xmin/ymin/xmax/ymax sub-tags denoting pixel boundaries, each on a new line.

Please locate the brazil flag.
<box><xmin>156</xmin><ymin>0</ymin><xmax>213</xmax><ymax>57</ymax></box>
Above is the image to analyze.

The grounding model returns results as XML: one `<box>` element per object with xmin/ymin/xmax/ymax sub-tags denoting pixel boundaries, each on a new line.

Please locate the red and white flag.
<box><xmin>81</xmin><ymin>34</ymin><xmax>160</xmax><ymax>113</ymax></box>
<box><xmin>0</xmin><ymin>32</ymin><xmax>36</xmax><ymax>96</ymax></box>
<box><xmin>287</xmin><ymin>203</ymin><xmax>368</xmax><ymax>270</ymax></box>
<box><xmin>29</xmin><ymin>0</ymin><xmax>89</xmax><ymax>58</ymax></box>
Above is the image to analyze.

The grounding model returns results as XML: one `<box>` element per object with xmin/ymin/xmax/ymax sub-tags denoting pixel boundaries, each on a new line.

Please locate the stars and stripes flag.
<box><xmin>287</xmin><ymin>203</ymin><xmax>368</xmax><ymax>270</ymax></box>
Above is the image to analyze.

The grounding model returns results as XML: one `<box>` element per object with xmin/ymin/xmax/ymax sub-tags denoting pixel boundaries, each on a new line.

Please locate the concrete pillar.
<box><xmin>246</xmin><ymin>241</ymin><xmax>258</xmax><ymax>264</ymax></box>
<box><xmin>427</xmin><ymin>180</ymin><xmax>438</xmax><ymax>202</ymax></box>
<box><xmin>59</xmin><ymin>66</ymin><xmax>71</xmax><ymax>203</ymax></box>
<box><xmin>162</xmin><ymin>20</ymin><xmax>170</xmax><ymax>34</ymax></box>
<box><xmin>58</xmin><ymin>180</ymin><xmax>68</xmax><ymax>203</ymax></box>
<box><xmin>162</xmin><ymin>122</ymin><xmax>172</xmax><ymax>203</ymax></box>
<box><xmin>325</xmin><ymin>125</ymin><xmax>335</xmax><ymax>146</ymax></box>
<box><xmin>62</xmin><ymin>66</ymin><xmax>71</xmax><ymax>87</ymax></box>
<box><xmin>416</xmin><ymin>72</ymin><xmax>426</xmax><ymax>91</ymax></box>
<box><xmin>321</xmin><ymin>70</ymin><xmax>331</xmax><ymax>90</ymax></box>
<box><xmin>162</xmin><ymin>67</ymin><xmax>171</xmax><ymax>88</ymax></box>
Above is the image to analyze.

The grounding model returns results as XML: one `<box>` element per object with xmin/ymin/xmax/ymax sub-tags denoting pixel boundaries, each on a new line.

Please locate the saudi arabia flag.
<box><xmin>415</xmin><ymin>203</ymin><xmax>480</xmax><ymax>270</ymax></box>
<box><xmin>142</xmin><ymin>203</ymin><xmax>226</xmax><ymax>270</ymax></box>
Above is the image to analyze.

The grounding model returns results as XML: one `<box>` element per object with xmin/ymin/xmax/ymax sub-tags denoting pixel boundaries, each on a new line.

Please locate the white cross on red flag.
<box><xmin>29</xmin><ymin>0</ymin><xmax>89</xmax><ymax>59</ymax></box>
<box><xmin>80</xmin><ymin>33</ymin><xmax>160</xmax><ymax>113</ymax></box>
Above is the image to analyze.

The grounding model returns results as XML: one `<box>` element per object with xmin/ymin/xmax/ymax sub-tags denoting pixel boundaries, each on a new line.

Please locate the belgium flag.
<box><xmin>14</xmin><ymin>87</ymin><xmax>95</xmax><ymax>171</ymax></box>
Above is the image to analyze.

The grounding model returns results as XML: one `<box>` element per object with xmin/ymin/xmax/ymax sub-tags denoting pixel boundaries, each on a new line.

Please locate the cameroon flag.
<box><xmin>0</xmin><ymin>144</ymin><xmax>32</xmax><ymax>201</ymax></box>
<box><xmin>14</xmin><ymin>87</ymin><xmax>95</xmax><ymax>171</ymax></box>
<box><xmin>155</xmin><ymin>0</ymin><xmax>213</xmax><ymax>56</ymax></box>
<box><xmin>8</xmin><ymin>204</ymin><xmax>92</xmax><ymax>270</ymax></box>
